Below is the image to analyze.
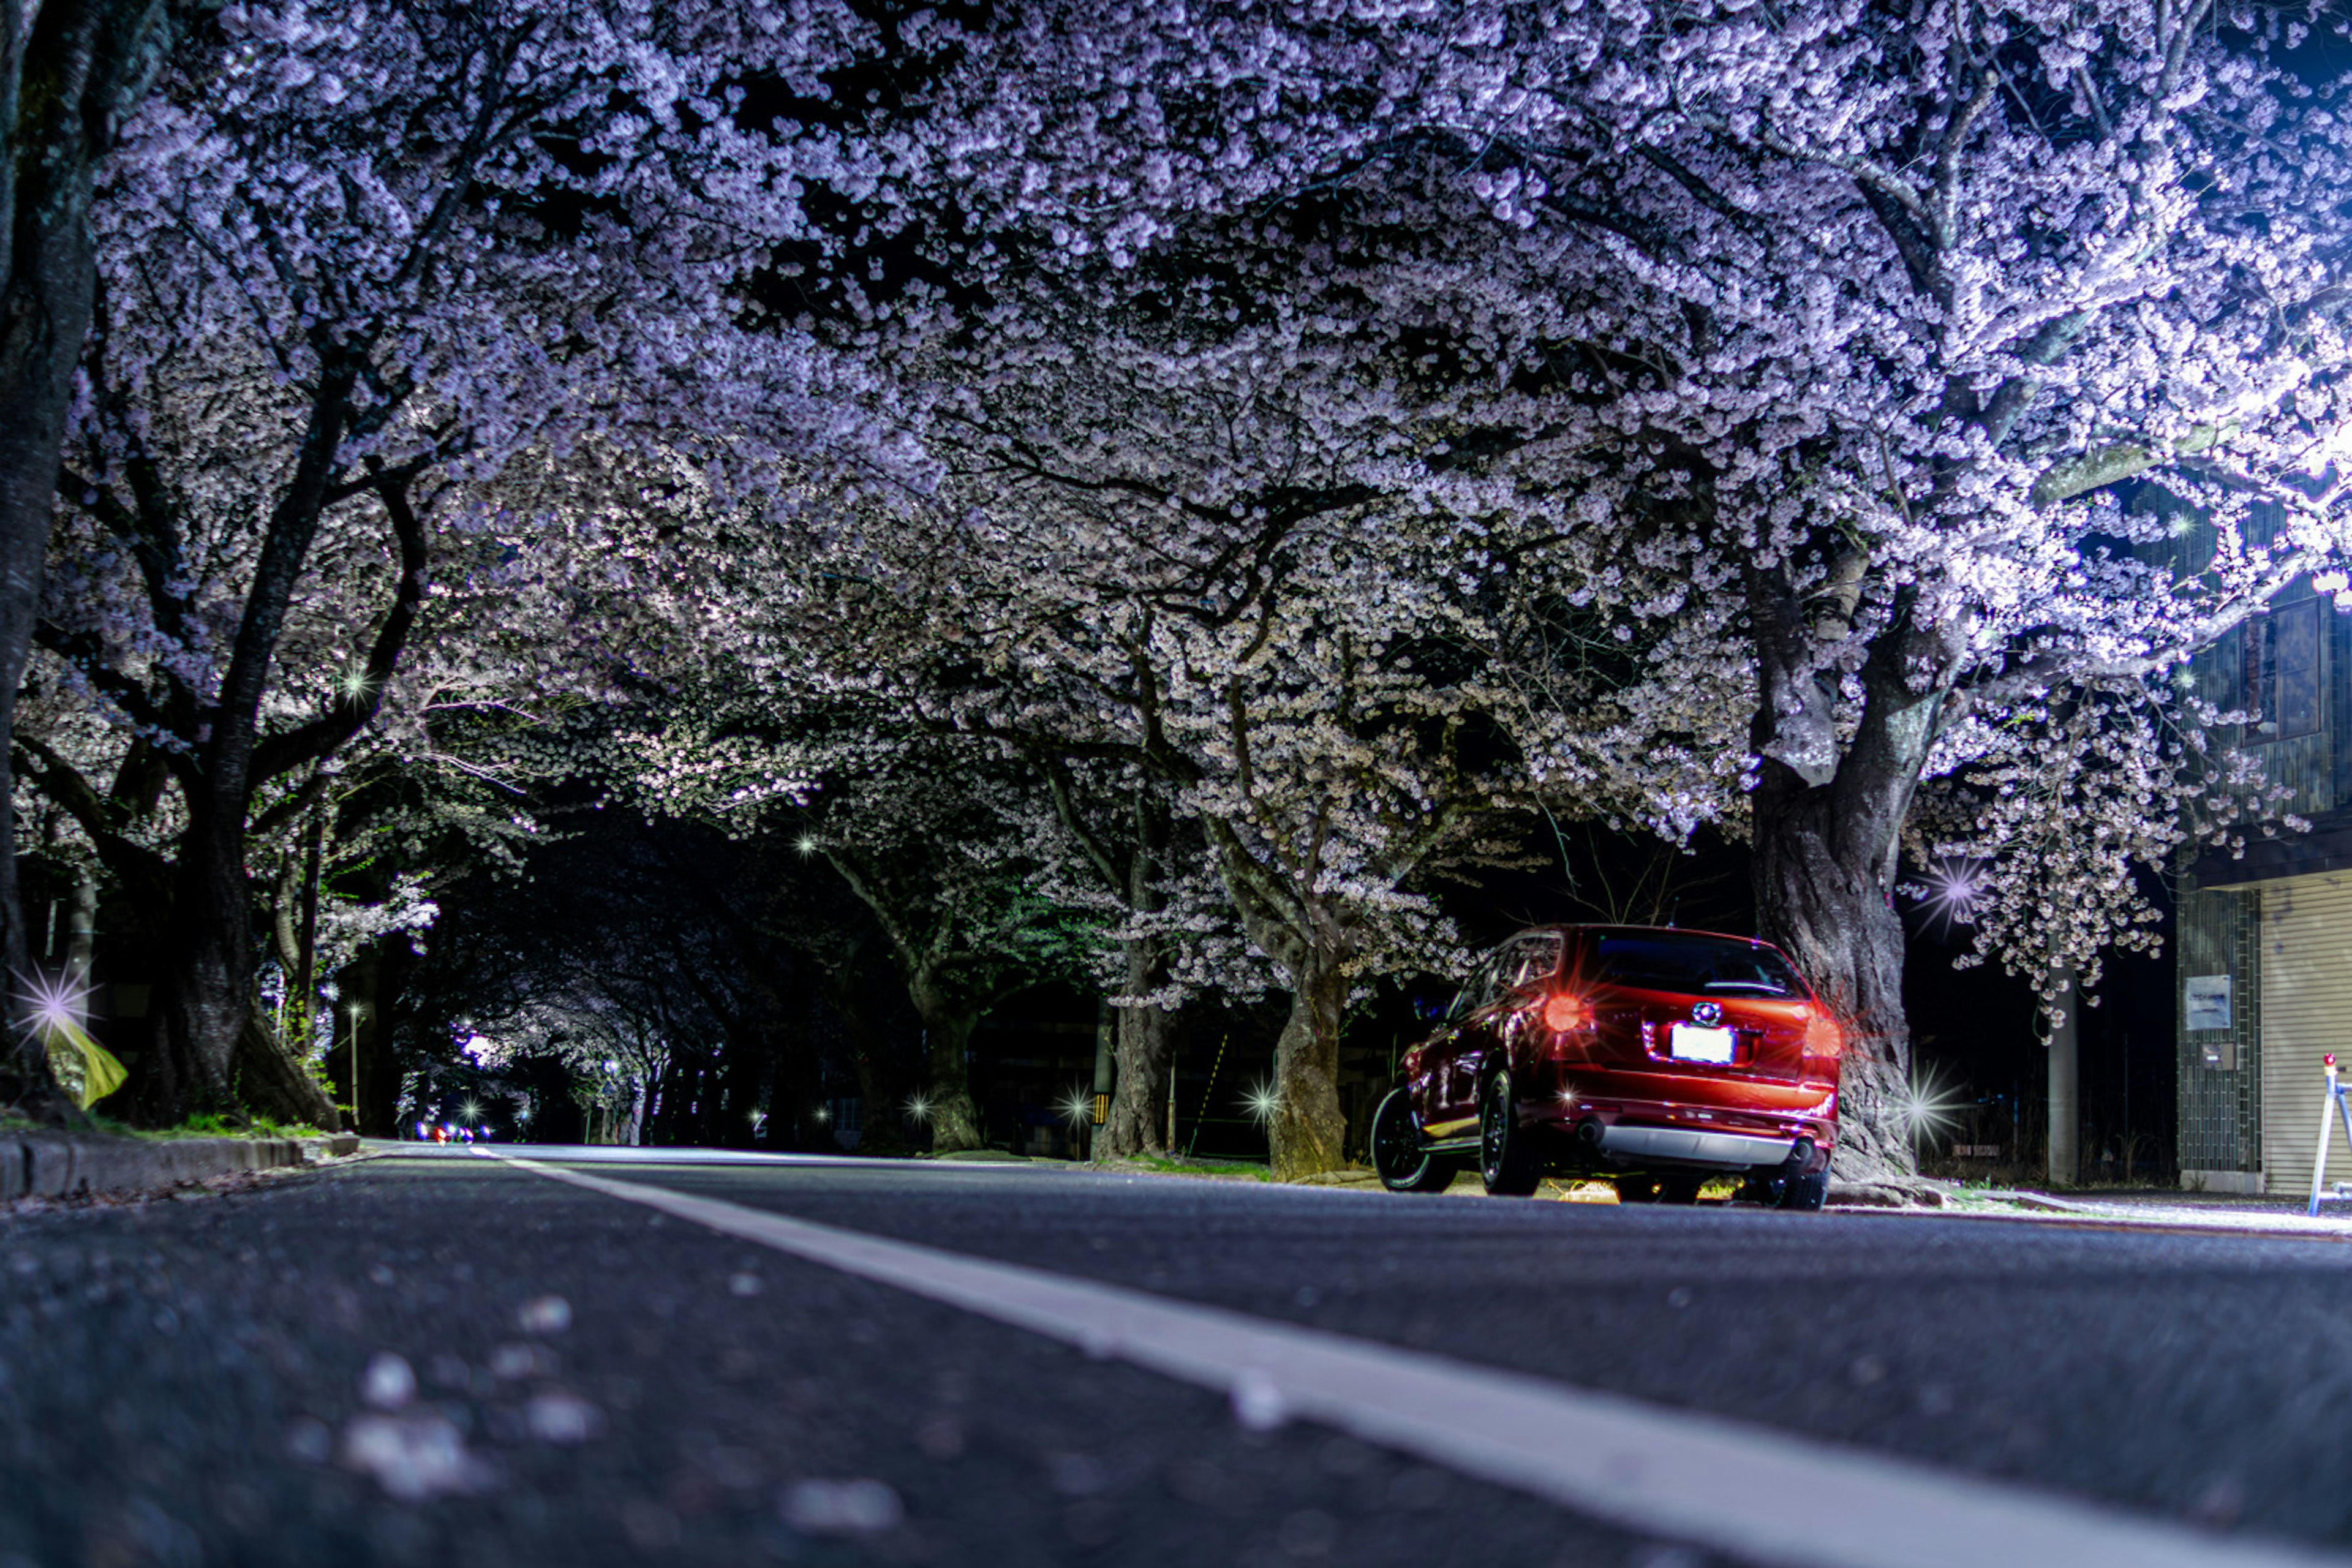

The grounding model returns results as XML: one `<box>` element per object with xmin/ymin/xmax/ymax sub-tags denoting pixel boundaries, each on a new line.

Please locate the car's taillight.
<box><xmin>1543</xmin><ymin>992</ymin><xmax>1592</xmax><ymax>1033</ymax></box>
<box><xmin>1803</xmin><ymin>1011</ymin><xmax>1842</xmax><ymax>1059</ymax></box>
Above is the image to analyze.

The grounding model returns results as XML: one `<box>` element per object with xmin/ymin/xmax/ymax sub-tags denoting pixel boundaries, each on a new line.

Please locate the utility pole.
<box><xmin>2048</xmin><ymin>968</ymin><xmax>2079</xmax><ymax>1187</ymax></box>
<box><xmin>1090</xmin><ymin>1001</ymin><xmax>1115</xmax><ymax>1161</ymax></box>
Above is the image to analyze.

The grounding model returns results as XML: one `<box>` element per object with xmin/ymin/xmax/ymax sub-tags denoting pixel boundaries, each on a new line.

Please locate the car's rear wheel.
<box><xmin>1479</xmin><ymin>1072</ymin><xmax>1542</xmax><ymax>1196</ymax></box>
<box><xmin>1371</xmin><ymin>1087</ymin><xmax>1452</xmax><ymax>1193</ymax></box>
<box><xmin>1777</xmin><ymin>1171</ymin><xmax>1828</xmax><ymax>1212</ymax></box>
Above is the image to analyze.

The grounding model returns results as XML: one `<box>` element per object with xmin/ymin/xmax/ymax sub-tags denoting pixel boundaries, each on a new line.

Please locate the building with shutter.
<box><xmin>2170</xmin><ymin>505</ymin><xmax>2352</xmax><ymax>1195</ymax></box>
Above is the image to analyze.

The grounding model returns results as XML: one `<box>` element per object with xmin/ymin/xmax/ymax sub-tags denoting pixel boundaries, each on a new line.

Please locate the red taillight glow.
<box><xmin>1543</xmin><ymin>992</ymin><xmax>1591</xmax><ymax>1032</ymax></box>
<box><xmin>1803</xmin><ymin>1013</ymin><xmax>1844</xmax><ymax>1058</ymax></box>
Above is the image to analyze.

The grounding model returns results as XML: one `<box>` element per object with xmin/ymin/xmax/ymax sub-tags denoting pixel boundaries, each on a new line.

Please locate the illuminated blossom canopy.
<box><xmin>859</xmin><ymin>0</ymin><xmax>2352</xmax><ymax>1177</ymax></box>
<box><xmin>20</xmin><ymin>0</ymin><xmax>918</xmax><ymax>1120</ymax></box>
<box><xmin>17</xmin><ymin>1</ymin><xmax>2352</xmax><ymax>1183</ymax></box>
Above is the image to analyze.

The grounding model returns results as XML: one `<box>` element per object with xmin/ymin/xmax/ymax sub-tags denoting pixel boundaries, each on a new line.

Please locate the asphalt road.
<box><xmin>7</xmin><ymin>1145</ymin><xmax>2352</xmax><ymax>1567</ymax></box>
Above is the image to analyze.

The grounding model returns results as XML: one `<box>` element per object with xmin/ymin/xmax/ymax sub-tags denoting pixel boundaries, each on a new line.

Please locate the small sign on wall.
<box><xmin>2187</xmin><ymin>974</ymin><xmax>2233</xmax><ymax>1031</ymax></box>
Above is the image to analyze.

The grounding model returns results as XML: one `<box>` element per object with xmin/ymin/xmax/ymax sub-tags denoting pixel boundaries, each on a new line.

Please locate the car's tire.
<box><xmin>1370</xmin><ymin>1087</ymin><xmax>1452</xmax><ymax>1193</ymax></box>
<box><xmin>1657</xmin><ymin>1172</ymin><xmax>1705</xmax><ymax>1205</ymax></box>
<box><xmin>1777</xmin><ymin>1171</ymin><xmax>1828</xmax><ymax>1212</ymax></box>
<box><xmin>1615</xmin><ymin>1174</ymin><xmax>1660</xmax><ymax>1204</ymax></box>
<box><xmin>1479</xmin><ymin>1072</ymin><xmax>1542</xmax><ymax>1196</ymax></box>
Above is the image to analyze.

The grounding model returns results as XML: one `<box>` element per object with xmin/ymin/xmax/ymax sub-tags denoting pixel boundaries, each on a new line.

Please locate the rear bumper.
<box><xmin>1524</xmin><ymin>1064</ymin><xmax>1836</xmax><ymax>1174</ymax></box>
<box><xmin>1585</xmin><ymin>1123</ymin><xmax>1799</xmax><ymax>1169</ymax></box>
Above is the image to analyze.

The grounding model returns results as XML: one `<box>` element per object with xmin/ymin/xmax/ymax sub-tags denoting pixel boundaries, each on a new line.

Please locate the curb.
<box><xmin>1</xmin><ymin>1130</ymin><xmax>361</xmax><ymax>1202</ymax></box>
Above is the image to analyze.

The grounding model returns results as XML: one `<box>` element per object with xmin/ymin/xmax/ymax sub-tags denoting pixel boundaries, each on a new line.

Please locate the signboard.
<box><xmin>2186</xmin><ymin>974</ymin><xmax>2233</xmax><ymax>1032</ymax></box>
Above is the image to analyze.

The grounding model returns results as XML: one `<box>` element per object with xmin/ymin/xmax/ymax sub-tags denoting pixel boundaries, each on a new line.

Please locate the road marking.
<box><xmin>488</xmin><ymin>1150</ymin><xmax>2338</xmax><ymax>1568</ymax></box>
<box><xmin>410</xmin><ymin>1145</ymin><xmax>1040</xmax><ymax>1170</ymax></box>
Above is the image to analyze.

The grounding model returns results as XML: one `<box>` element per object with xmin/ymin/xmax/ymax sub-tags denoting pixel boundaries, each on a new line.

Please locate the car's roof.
<box><xmin>1518</xmin><ymin>922</ymin><xmax>1786</xmax><ymax>949</ymax></box>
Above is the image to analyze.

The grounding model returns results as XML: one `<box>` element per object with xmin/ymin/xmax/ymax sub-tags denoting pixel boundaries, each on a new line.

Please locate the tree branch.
<box><xmin>252</xmin><ymin>461</ymin><xmax>431</xmax><ymax>785</ymax></box>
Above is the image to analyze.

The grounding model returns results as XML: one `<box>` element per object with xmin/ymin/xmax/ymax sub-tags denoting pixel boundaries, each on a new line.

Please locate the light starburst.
<box><xmin>16</xmin><ymin>968</ymin><xmax>89</xmax><ymax>1039</ymax></box>
<box><xmin>1241</xmin><ymin>1080</ymin><xmax>1281</xmax><ymax>1126</ymax></box>
<box><xmin>1057</xmin><ymin>1085</ymin><xmax>1095</xmax><ymax>1128</ymax></box>
<box><xmin>903</xmin><ymin>1091</ymin><xmax>933</xmax><ymax>1125</ymax></box>
<box><xmin>1910</xmin><ymin>856</ymin><xmax>1988</xmax><ymax>937</ymax></box>
<box><xmin>1896</xmin><ymin>1066</ymin><xmax>1964</xmax><ymax>1144</ymax></box>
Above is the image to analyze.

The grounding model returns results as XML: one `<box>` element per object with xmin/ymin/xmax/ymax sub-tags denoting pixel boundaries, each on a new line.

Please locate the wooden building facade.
<box><xmin>2171</xmin><ymin>505</ymin><xmax>2352</xmax><ymax>1194</ymax></box>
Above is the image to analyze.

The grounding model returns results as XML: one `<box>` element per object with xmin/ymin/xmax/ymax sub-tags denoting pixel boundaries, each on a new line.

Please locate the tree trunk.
<box><xmin>907</xmin><ymin>971</ymin><xmax>984</xmax><ymax>1153</ymax></box>
<box><xmin>1751</xmin><ymin>782</ymin><xmax>1915</xmax><ymax>1179</ymax></box>
<box><xmin>0</xmin><ymin>0</ymin><xmax>178</xmax><ymax>1115</ymax></box>
<box><xmin>1747</xmin><ymin>570</ymin><xmax>1949</xmax><ymax>1185</ymax></box>
<box><xmin>1267</xmin><ymin>943</ymin><xmax>1349</xmax><ymax>1181</ymax></box>
<box><xmin>151</xmin><ymin>794</ymin><xmax>255</xmax><ymax>1115</ymax></box>
<box><xmin>1097</xmin><ymin>933</ymin><xmax>1180</xmax><ymax>1158</ymax></box>
<box><xmin>1205</xmin><ymin>824</ymin><xmax>1352</xmax><ymax>1180</ymax></box>
<box><xmin>230</xmin><ymin>1011</ymin><xmax>338</xmax><ymax>1128</ymax></box>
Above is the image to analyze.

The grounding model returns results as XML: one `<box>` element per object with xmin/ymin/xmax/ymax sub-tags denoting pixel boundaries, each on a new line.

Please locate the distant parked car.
<box><xmin>1371</xmin><ymin>925</ymin><xmax>1838</xmax><ymax>1208</ymax></box>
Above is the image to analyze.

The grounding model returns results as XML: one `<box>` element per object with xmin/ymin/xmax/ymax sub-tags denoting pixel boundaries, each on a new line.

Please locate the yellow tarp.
<box><xmin>43</xmin><ymin>1016</ymin><xmax>127</xmax><ymax>1108</ymax></box>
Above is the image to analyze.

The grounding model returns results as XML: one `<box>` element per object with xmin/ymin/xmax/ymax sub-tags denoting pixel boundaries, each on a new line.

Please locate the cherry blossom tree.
<box><xmin>1477</xmin><ymin>1</ymin><xmax>2352</xmax><ymax>1178</ymax></box>
<box><xmin>16</xmin><ymin>0</ymin><xmax>910</xmax><ymax>1120</ymax></box>
<box><xmin>895</xmin><ymin>0</ymin><xmax>2352</xmax><ymax>1180</ymax></box>
<box><xmin>0</xmin><ymin>0</ymin><xmax>197</xmax><ymax>1110</ymax></box>
<box><xmin>871</xmin><ymin>271</ymin><xmax>1537</xmax><ymax>1178</ymax></box>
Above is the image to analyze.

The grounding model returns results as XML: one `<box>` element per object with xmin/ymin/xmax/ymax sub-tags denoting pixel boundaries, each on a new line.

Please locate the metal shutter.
<box><xmin>2260</xmin><ymin>874</ymin><xmax>2352</xmax><ymax>1196</ymax></box>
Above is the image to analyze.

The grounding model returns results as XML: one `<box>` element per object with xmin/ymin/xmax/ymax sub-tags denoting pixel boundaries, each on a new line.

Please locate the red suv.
<box><xmin>1371</xmin><ymin>925</ymin><xmax>1838</xmax><ymax>1208</ymax></box>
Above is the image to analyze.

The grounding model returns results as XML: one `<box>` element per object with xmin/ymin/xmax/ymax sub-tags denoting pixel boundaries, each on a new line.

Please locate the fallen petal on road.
<box><xmin>489</xmin><ymin>1341</ymin><xmax>556</xmax><ymax>1380</ymax></box>
<box><xmin>525</xmin><ymin>1389</ymin><xmax>601</xmax><ymax>1444</ymax></box>
<box><xmin>341</xmin><ymin>1411</ymin><xmax>496</xmax><ymax>1500</ymax></box>
<box><xmin>360</xmin><ymin>1351</ymin><xmax>415</xmax><ymax>1411</ymax></box>
<box><xmin>779</xmin><ymin>1478</ymin><xmax>903</xmax><ymax>1536</ymax></box>
<box><xmin>517</xmin><ymin>1294</ymin><xmax>572</xmax><ymax>1334</ymax></box>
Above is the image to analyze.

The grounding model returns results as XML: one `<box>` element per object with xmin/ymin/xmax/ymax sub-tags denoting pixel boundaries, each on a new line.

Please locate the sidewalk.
<box><xmin>1</xmin><ymin>1129</ymin><xmax>364</xmax><ymax>1202</ymax></box>
<box><xmin>1905</xmin><ymin>1185</ymin><xmax>2352</xmax><ymax>1240</ymax></box>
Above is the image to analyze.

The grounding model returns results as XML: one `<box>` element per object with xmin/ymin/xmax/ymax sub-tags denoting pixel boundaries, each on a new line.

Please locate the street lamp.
<box><xmin>1057</xmin><ymin>1084</ymin><xmax>1094</xmax><ymax>1161</ymax></box>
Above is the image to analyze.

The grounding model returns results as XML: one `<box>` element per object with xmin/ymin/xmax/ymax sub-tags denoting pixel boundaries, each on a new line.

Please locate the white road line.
<box><xmin>485</xmin><ymin>1150</ymin><xmax>2339</xmax><ymax>1568</ymax></box>
<box><xmin>409</xmin><ymin>1144</ymin><xmax>1039</xmax><ymax>1170</ymax></box>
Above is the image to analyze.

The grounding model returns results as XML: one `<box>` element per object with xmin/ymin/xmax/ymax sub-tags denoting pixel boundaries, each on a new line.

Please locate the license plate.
<box><xmin>1668</xmin><ymin>1023</ymin><xmax>1735</xmax><ymax>1064</ymax></box>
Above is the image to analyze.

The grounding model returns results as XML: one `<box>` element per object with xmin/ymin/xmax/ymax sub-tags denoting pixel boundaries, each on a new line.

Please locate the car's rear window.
<box><xmin>1591</xmin><ymin>935</ymin><xmax>1808</xmax><ymax>998</ymax></box>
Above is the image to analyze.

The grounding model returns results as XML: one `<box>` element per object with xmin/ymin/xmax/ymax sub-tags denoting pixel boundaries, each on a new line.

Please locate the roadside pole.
<box><xmin>1090</xmin><ymin>1002</ymin><xmax>1115</xmax><ymax>1161</ymax></box>
<box><xmin>2048</xmin><ymin>968</ymin><xmax>2078</xmax><ymax>1188</ymax></box>
<box><xmin>345</xmin><ymin>1000</ymin><xmax>363</xmax><ymax>1136</ymax></box>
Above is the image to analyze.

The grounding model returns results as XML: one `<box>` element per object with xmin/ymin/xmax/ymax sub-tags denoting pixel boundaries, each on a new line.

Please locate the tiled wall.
<box><xmin>2176</xmin><ymin>876</ymin><xmax>2262</xmax><ymax>1174</ymax></box>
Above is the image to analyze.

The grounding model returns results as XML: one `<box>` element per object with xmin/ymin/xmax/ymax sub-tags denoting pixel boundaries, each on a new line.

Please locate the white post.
<box><xmin>2047</xmin><ymin>969</ymin><xmax>2078</xmax><ymax>1187</ymax></box>
<box><xmin>346</xmin><ymin>1002</ymin><xmax>361</xmax><ymax>1136</ymax></box>
<box><xmin>2310</xmin><ymin>1055</ymin><xmax>2342</xmax><ymax>1217</ymax></box>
